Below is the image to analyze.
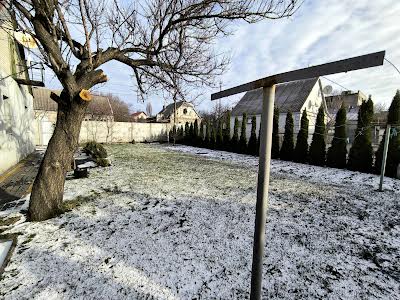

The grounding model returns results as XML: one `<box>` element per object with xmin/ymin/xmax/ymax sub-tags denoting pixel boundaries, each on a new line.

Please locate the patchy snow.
<box><xmin>77</xmin><ymin>161</ymin><xmax>98</xmax><ymax>169</ymax></box>
<box><xmin>0</xmin><ymin>143</ymin><xmax>399</xmax><ymax>299</ymax></box>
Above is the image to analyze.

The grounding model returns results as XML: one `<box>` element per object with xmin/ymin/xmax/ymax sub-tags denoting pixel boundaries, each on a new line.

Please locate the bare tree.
<box><xmin>146</xmin><ymin>102</ymin><xmax>153</xmax><ymax>117</ymax></box>
<box><xmin>7</xmin><ymin>0</ymin><xmax>300</xmax><ymax>220</ymax></box>
<box><xmin>98</xmin><ymin>93</ymin><xmax>131</xmax><ymax>122</ymax></box>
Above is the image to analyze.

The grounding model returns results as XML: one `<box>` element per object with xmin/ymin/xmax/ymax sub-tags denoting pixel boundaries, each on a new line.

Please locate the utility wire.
<box><xmin>384</xmin><ymin>58</ymin><xmax>400</xmax><ymax>76</ymax></box>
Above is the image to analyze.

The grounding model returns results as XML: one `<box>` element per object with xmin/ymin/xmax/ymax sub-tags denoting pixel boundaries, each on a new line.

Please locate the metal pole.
<box><xmin>379</xmin><ymin>124</ymin><xmax>391</xmax><ymax>191</ymax></box>
<box><xmin>250</xmin><ymin>85</ymin><xmax>276</xmax><ymax>300</ymax></box>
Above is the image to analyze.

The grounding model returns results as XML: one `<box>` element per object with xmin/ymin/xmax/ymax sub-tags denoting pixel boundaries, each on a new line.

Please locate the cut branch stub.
<box><xmin>79</xmin><ymin>89</ymin><xmax>92</xmax><ymax>101</ymax></box>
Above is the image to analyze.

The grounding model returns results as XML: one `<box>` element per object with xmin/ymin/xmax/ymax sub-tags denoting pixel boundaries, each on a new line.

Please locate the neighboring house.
<box><xmin>231</xmin><ymin>77</ymin><xmax>324</xmax><ymax>143</ymax></box>
<box><xmin>156</xmin><ymin>101</ymin><xmax>201</xmax><ymax>125</ymax></box>
<box><xmin>325</xmin><ymin>90</ymin><xmax>366</xmax><ymax>111</ymax></box>
<box><xmin>325</xmin><ymin>90</ymin><xmax>368</xmax><ymax>144</ymax></box>
<box><xmin>131</xmin><ymin>111</ymin><xmax>147</xmax><ymax>122</ymax></box>
<box><xmin>33</xmin><ymin>87</ymin><xmax>114</xmax><ymax>145</ymax></box>
<box><xmin>0</xmin><ymin>7</ymin><xmax>37</xmax><ymax>174</ymax></box>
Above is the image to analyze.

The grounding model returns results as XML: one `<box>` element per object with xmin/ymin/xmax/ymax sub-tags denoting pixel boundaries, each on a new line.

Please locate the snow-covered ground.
<box><xmin>0</xmin><ymin>143</ymin><xmax>399</xmax><ymax>299</ymax></box>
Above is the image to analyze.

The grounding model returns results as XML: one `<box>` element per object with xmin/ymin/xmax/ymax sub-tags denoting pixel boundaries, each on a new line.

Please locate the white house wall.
<box><xmin>0</xmin><ymin>70</ymin><xmax>35</xmax><ymax>174</ymax></box>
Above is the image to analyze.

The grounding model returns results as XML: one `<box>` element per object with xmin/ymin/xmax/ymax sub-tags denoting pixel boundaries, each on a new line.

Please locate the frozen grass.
<box><xmin>0</xmin><ymin>143</ymin><xmax>399</xmax><ymax>299</ymax></box>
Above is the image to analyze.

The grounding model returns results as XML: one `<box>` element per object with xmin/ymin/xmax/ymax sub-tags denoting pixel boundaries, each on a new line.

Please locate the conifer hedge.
<box><xmin>348</xmin><ymin>97</ymin><xmax>374</xmax><ymax>173</ymax></box>
<box><xmin>375</xmin><ymin>90</ymin><xmax>400</xmax><ymax>177</ymax></box>
<box><xmin>309</xmin><ymin>105</ymin><xmax>326</xmax><ymax>166</ymax></box>
<box><xmin>280</xmin><ymin>112</ymin><xmax>294</xmax><ymax>161</ymax></box>
<box><xmin>294</xmin><ymin>109</ymin><xmax>309</xmax><ymax>163</ymax></box>
<box><xmin>327</xmin><ymin>103</ymin><xmax>347</xmax><ymax>169</ymax></box>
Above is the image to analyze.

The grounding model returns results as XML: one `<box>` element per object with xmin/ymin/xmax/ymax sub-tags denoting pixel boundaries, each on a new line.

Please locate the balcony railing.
<box><xmin>14</xmin><ymin>61</ymin><xmax>45</xmax><ymax>87</ymax></box>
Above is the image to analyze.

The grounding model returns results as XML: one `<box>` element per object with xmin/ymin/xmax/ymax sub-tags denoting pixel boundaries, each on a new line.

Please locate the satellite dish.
<box><xmin>14</xmin><ymin>32</ymin><xmax>37</xmax><ymax>49</ymax></box>
<box><xmin>323</xmin><ymin>85</ymin><xmax>333</xmax><ymax>95</ymax></box>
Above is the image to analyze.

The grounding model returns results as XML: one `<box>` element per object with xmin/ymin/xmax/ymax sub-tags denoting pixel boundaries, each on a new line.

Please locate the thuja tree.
<box><xmin>224</xmin><ymin>110</ymin><xmax>232</xmax><ymax>149</ymax></box>
<box><xmin>271</xmin><ymin>107</ymin><xmax>280</xmax><ymax>159</ymax></box>
<box><xmin>210</xmin><ymin>121</ymin><xmax>217</xmax><ymax>149</ymax></box>
<box><xmin>280</xmin><ymin>112</ymin><xmax>294</xmax><ymax>161</ymax></box>
<box><xmin>8</xmin><ymin>0</ymin><xmax>299</xmax><ymax>220</ymax></box>
<box><xmin>348</xmin><ymin>97</ymin><xmax>374</xmax><ymax>172</ymax></box>
<box><xmin>294</xmin><ymin>109</ymin><xmax>309</xmax><ymax>163</ymax></box>
<box><xmin>238</xmin><ymin>113</ymin><xmax>248</xmax><ymax>153</ymax></box>
<box><xmin>205</xmin><ymin>120</ymin><xmax>211</xmax><ymax>146</ymax></box>
<box><xmin>184</xmin><ymin>122</ymin><xmax>190</xmax><ymax>144</ymax></box>
<box><xmin>189</xmin><ymin>122</ymin><xmax>194</xmax><ymax>145</ymax></box>
<box><xmin>193</xmin><ymin>119</ymin><xmax>199</xmax><ymax>145</ymax></box>
<box><xmin>375</xmin><ymin>90</ymin><xmax>400</xmax><ymax>177</ymax></box>
<box><xmin>199</xmin><ymin>121</ymin><xmax>205</xmax><ymax>146</ymax></box>
<box><xmin>216</xmin><ymin>119</ymin><xmax>223</xmax><ymax>149</ymax></box>
<box><xmin>248</xmin><ymin>116</ymin><xmax>258</xmax><ymax>155</ymax></box>
<box><xmin>309</xmin><ymin>105</ymin><xmax>326</xmax><ymax>166</ymax></box>
<box><xmin>327</xmin><ymin>103</ymin><xmax>348</xmax><ymax>169</ymax></box>
<box><xmin>232</xmin><ymin>116</ymin><xmax>240</xmax><ymax>152</ymax></box>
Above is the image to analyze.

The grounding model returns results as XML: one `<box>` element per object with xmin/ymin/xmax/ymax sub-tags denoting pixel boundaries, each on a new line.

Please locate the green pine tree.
<box><xmin>294</xmin><ymin>109</ymin><xmax>309</xmax><ymax>163</ymax></box>
<box><xmin>375</xmin><ymin>90</ymin><xmax>400</xmax><ymax>177</ymax></box>
<box><xmin>248</xmin><ymin>116</ymin><xmax>258</xmax><ymax>155</ymax></box>
<box><xmin>327</xmin><ymin>103</ymin><xmax>348</xmax><ymax>169</ymax></box>
<box><xmin>231</xmin><ymin>116</ymin><xmax>239</xmax><ymax>152</ymax></box>
<box><xmin>224</xmin><ymin>110</ymin><xmax>231</xmax><ymax>149</ymax></box>
<box><xmin>280</xmin><ymin>112</ymin><xmax>294</xmax><ymax>161</ymax></box>
<box><xmin>239</xmin><ymin>113</ymin><xmax>248</xmax><ymax>153</ymax></box>
<box><xmin>348</xmin><ymin>97</ymin><xmax>374</xmax><ymax>172</ymax></box>
<box><xmin>309</xmin><ymin>105</ymin><xmax>326</xmax><ymax>166</ymax></box>
<box><xmin>271</xmin><ymin>107</ymin><xmax>280</xmax><ymax>159</ymax></box>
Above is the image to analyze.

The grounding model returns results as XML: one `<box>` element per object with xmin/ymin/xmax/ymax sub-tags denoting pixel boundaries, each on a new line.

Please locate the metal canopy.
<box><xmin>211</xmin><ymin>51</ymin><xmax>385</xmax><ymax>100</ymax></box>
<box><xmin>210</xmin><ymin>50</ymin><xmax>386</xmax><ymax>300</ymax></box>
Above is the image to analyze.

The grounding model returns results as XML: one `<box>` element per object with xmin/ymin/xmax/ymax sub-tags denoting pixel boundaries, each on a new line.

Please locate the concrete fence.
<box><xmin>34</xmin><ymin>119</ymin><xmax>171</xmax><ymax>145</ymax></box>
<box><xmin>79</xmin><ymin>121</ymin><xmax>171</xmax><ymax>144</ymax></box>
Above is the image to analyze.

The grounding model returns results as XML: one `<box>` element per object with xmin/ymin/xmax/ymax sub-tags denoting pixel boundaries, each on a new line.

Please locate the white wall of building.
<box><xmin>0</xmin><ymin>71</ymin><xmax>35</xmax><ymax>174</ymax></box>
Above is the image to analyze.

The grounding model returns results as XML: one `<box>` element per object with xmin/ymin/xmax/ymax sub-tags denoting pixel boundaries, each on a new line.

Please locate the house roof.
<box><xmin>231</xmin><ymin>77</ymin><xmax>319</xmax><ymax>116</ymax></box>
<box><xmin>158</xmin><ymin>101</ymin><xmax>193</xmax><ymax>118</ymax></box>
<box><xmin>33</xmin><ymin>88</ymin><xmax>113</xmax><ymax>116</ymax></box>
<box><xmin>131</xmin><ymin>111</ymin><xmax>147</xmax><ymax>117</ymax></box>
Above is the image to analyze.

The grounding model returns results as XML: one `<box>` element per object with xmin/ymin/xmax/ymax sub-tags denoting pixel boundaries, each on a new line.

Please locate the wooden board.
<box><xmin>211</xmin><ymin>51</ymin><xmax>385</xmax><ymax>100</ymax></box>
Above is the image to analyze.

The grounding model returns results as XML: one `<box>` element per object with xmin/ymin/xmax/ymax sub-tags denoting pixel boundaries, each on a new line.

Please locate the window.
<box><xmin>183</xmin><ymin>108</ymin><xmax>188</xmax><ymax>114</ymax></box>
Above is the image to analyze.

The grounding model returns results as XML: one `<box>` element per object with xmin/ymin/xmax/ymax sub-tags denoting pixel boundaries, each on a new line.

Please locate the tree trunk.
<box><xmin>28</xmin><ymin>93</ymin><xmax>87</xmax><ymax>221</ymax></box>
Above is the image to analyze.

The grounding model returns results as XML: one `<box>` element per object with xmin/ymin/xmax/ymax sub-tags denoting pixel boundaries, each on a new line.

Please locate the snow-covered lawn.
<box><xmin>0</xmin><ymin>143</ymin><xmax>399</xmax><ymax>299</ymax></box>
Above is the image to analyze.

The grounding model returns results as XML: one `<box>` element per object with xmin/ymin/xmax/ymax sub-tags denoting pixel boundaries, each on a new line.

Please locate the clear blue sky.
<box><xmin>45</xmin><ymin>0</ymin><xmax>400</xmax><ymax>115</ymax></box>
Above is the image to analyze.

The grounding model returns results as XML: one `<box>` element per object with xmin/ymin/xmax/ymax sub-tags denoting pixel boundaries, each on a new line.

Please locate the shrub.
<box><xmin>238</xmin><ymin>113</ymin><xmax>248</xmax><ymax>153</ymax></box>
<box><xmin>309</xmin><ymin>105</ymin><xmax>326</xmax><ymax>166</ymax></box>
<box><xmin>199</xmin><ymin>121</ymin><xmax>205</xmax><ymax>145</ymax></box>
<box><xmin>294</xmin><ymin>109</ymin><xmax>309</xmax><ymax>163</ymax></box>
<box><xmin>216</xmin><ymin>119</ymin><xmax>223</xmax><ymax>149</ymax></box>
<box><xmin>205</xmin><ymin>120</ymin><xmax>211</xmax><ymax>146</ymax></box>
<box><xmin>84</xmin><ymin>141</ymin><xmax>107</xmax><ymax>159</ymax></box>
<box><xmin>96</xmin><ymin>157</ymin><xmax>111</xmax><ymax>167</ymax></box>
<box><xmin>348</xmin><ymin>97</ymin><xmax>374</xmax><ymax>172</ymax></box>
<box><xmin>193</xmin><ymin>119</ymin><xmax>199</xmax><ymax>145</ymax></box>
<box><xmin>231</xmin><ymin>116</ymin><xmax>239</xmax><ymax>152</ymax></box>
<box><xmin>248</xmin><ymin>116</ymin><xmax>258</xmax><ymax>155</ymax></box>
<box><xmin>271</xmin><ymin>107</ymin><xmax>280</xmax><ymax>159</ymax></box>
<box><xmin>375</xmin><ymin>90</ymin><xmax>400</xmax><ymax>177</ymax></box>
<box><xmin>327</xmin><ymin>103</ymin><xmax>348</xmax><ymax>168</ymax></box>
<box><xmin>224</xmin><ymin>110</ymin><xmax>231</xmax><ymax>149</ymax></box>
<box><xmin>280</xmin><ymin>112</ymin><xmax>294</xmax><ymax>161</ymax></box>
